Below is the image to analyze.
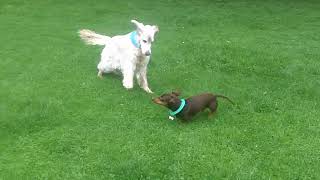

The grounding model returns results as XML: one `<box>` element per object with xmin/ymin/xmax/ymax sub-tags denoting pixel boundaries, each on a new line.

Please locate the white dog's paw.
<box><xmin>123</xmin><ymin>84</ymin><xmax>133</xmax><ymax>90</ymax></box>
<box><xmin>97</xmin><ymin>71</ymin><xmax>103</xmax><ymax>79</ymax></box>
<box><xmin>123</xmin><ymin>81</ymin><xmax>133</xmax><ymax>90</ymax></box>
<box><xmin>143</xmin><ymin>87</ymin><xmax>153</xmax><ymax>94</ymax></box>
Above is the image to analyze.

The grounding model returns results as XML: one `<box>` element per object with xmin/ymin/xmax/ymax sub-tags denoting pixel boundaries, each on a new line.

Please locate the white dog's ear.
<box><xmin>131</xmin><ymin>20</ymin><xmax>144</xmax><ymax>33</ymax></box>
<box><xmin>153</xmin><ymin>25</ymin><xmax>159</xmax><ymax>33</ymax></box>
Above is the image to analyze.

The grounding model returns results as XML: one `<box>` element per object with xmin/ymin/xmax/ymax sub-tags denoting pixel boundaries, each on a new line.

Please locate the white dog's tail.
<box><xmin>78</xmin><ymin>29</ymin><xmax>111</xmax><ymax>45</ymax></box>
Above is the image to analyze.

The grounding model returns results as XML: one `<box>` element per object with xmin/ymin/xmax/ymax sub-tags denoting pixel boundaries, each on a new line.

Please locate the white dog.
<box><xmin>79</xmin><ymin>20</ymin><xmax>159</xmax><ymax>93</ymax></box>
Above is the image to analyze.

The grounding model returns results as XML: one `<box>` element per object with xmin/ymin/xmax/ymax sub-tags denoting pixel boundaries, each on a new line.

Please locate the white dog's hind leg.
<box><xmin>97</xmin><ymin>67</ymin><xmax>113</xmax><ymax>78</ymax></box>
<box><xmin>97</xmin><ymin>57</ymin><xmax>114</xmax><ymax>79</ymax></box>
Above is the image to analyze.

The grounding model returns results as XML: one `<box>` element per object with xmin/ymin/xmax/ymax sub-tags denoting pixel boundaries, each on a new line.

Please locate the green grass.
<box><xmin>1</xmin><ymin>0</ymin><xmax>320</xmax><ymax>179</ymax></box>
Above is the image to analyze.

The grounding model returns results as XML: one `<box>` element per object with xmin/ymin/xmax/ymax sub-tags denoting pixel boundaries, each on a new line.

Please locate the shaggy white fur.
<box><xmin>79</xmin><ymin>20</ymin><xmax>159</xmax><ymax>93</ymax></box>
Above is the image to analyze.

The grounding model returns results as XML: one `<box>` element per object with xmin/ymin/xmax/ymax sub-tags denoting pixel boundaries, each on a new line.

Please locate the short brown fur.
<box><xmin>153</xmin><ymin>92</ymin><xmax>233</xmax><ymax>121</ymax></box>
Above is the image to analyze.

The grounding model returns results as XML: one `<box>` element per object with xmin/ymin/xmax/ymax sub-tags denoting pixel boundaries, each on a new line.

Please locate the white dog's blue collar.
<box><xmin>169</xmin><ymin>99</ymin><xmax>186</xmax><ymax>116</ymax></box>
<box><xmin>130</xmin><ymin>31</ymin><xmax>140</xmax><ymax>48</ymax></box>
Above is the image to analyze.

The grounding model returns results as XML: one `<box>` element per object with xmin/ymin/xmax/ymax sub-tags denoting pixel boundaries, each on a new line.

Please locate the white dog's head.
<box><xmin>131</xmin><ymin>20</ymin><xmax>159</xmax><ymax>56</ymax></box>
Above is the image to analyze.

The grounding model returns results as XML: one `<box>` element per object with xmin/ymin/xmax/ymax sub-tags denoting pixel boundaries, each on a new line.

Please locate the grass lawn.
<box><xmin>1</xmin><ymin>0</ymin><xmax>320</xmax><ymax>179</ymax></box>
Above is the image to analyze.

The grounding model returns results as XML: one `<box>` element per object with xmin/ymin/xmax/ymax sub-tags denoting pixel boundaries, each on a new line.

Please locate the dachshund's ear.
<box><xmin>172</xmin><ymin>91</ymin><xmax>181</xmax><ymax>96</ymax></box>
<box><xmin>169</xmin><ymin>98</ymin><xmax>176</xmax><ymax>104</ymax></box>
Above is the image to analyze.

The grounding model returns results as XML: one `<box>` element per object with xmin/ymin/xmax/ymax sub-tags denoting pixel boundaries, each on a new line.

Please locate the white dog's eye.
<box><xmin>142</xmin><ymin>40</ymin><xmax>147</xmax><ymax>43</ymax></box>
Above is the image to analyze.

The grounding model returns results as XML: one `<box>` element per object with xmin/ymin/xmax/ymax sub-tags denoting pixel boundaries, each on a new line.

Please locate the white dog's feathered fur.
<box><xmin>79</xmin><ymin>20</ymin><xmax>159</xmax><ymax>93</ymax></box>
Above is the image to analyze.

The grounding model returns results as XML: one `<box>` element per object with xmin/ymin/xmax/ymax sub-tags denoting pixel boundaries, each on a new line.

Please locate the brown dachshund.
<box><xmin>153</xmin><ymin>91</ymin><xmax>233</xmax><ymax>121</ymax></box>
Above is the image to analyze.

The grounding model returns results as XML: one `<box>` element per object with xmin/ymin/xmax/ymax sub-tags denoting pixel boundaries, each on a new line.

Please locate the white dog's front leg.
<box><xmin>137</xmin><ymin>67</ymin><xmax>153</xmax><ymax>93</ymax></box>
<box><xmin>122</xmin><ymin>68</ymin><xmax>134</xmax><ymax>90</ymax></box>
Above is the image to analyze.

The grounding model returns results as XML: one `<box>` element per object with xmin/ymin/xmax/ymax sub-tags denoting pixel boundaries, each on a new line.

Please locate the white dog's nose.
<box><xmin>145</xmin><ymin>51</ymin><xmax>151</xmax><ymax>56</ymax></box>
